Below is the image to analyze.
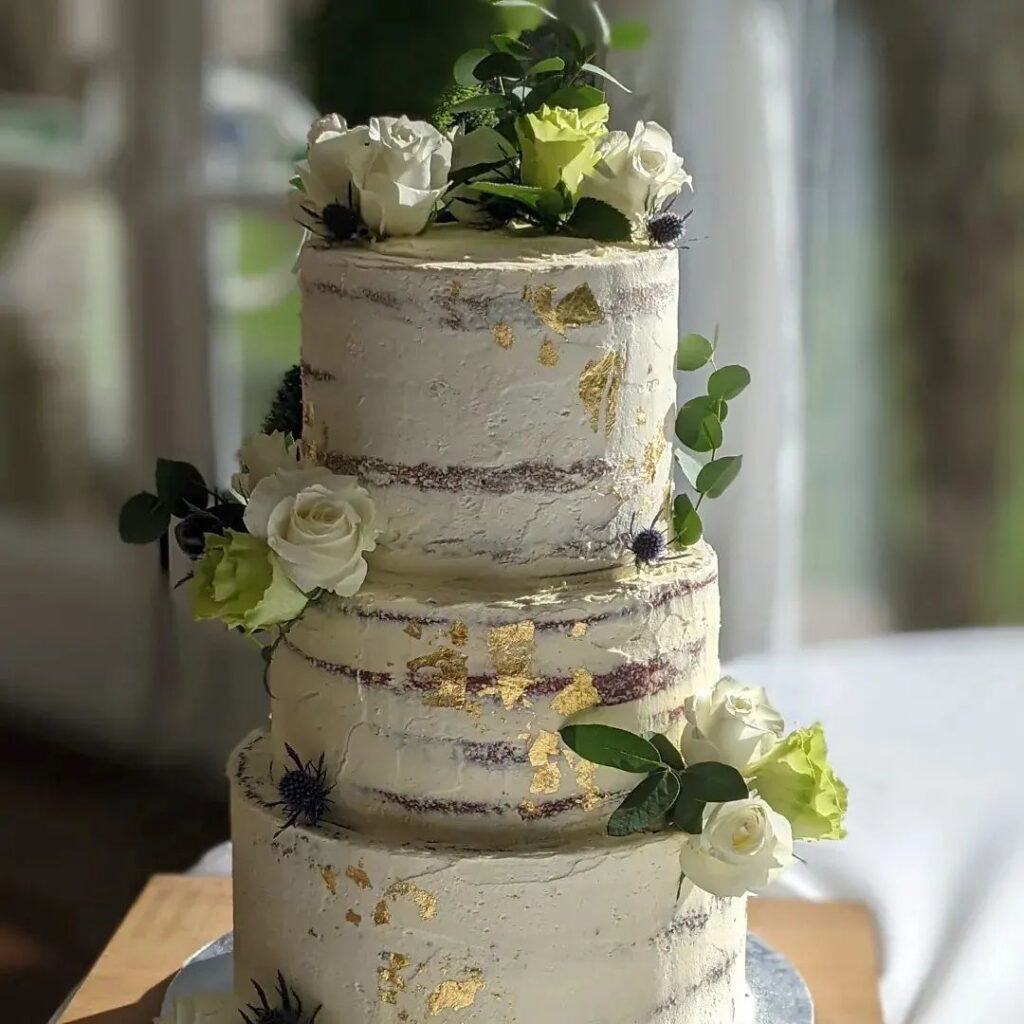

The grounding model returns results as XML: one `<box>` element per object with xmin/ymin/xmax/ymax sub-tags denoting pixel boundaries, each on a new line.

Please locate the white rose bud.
<box><xmin>243</xmin><ymin>468</ymin><xmax>384</xmax><ymax>597</ymax></box>
<box><xmin>681</xmin><ymin>677</ymin><xmax>785</xmax><ymax>772</ymax></box>
<box><xmin>678</xmin><ymin>798</ymin><xmax>794</xmax><ymax>898</ymax></box>
<box><xmin>352</xmin><ymin>115</ymin><xmax>452</xmax><ymax>237</ymax></box>
<box><xmin>578</xmin><ymin>120</ymin><xmax>692</xmax><ymax>220</ymax></box>
<box><xmin>231</xmin><ymin>431</ymin><xmax>302</xmax><ymax>499</ymax></box>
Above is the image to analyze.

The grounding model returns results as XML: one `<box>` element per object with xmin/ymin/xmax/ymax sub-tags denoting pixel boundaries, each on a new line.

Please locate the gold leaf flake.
<box><xmin>578</xmin><ymin>350</ymin><xmax>624</xmax><ymax>436</ymax></box>
<box><xmin>399</xmin><ymin>1014</ymin><xmax>410</xmax><ymax>1023</ymax></box>
<box><xmin>408</xmin><ymin>647</ymin><xmax>468</xmax><ymax>709</ymax></box>
<box><xmin>346</xmin><ymin>909</ymin><xmax>362</xmax><ymax>926</ymax></box>
<box><xmin>528</xmin><ymin>730</ymin><xmax>562</xmax><ymax>794</ymax></box>
<box><xmin>449</xmin><ymin>621</ymin><xmax>469</xmax><ymax>647</ymax></box>
<box><xmin>385</xmin><ymin>881</ymin><xmax>439</xmax><ymax>921</ymax></box>
<box><xmin>551</xmin><ymin>669</ymin><xmax>600</xmax><ymax>716</ymax></box>
<box><xmin>641</xmin><ymin>437</ymin><xmax>664</xmax><ymax>484</ymax></box>
<box><xmin>568</xmin><ymin>621</ymin><xmax>588</xmax><ymax>639</ymax></box>
<box><xmin>491</xmin><ymin>323</ymin><xmax>515</xmax><ymax>349</ymax></box>
<box><xmin>623</xmin><ymin>456</ymin><xmax>637</xmax><ymax>473</ymax></box>
<box><xmin>320</xmin><ymin>866</ymin><xmax>339</xmax><ymax>895</ymax></box>
<box><xmin>346</xmin><ymin>864</ymin><xmax>372</xmax><ymax>890</ymax></box>
<box><xmin>636</xmin><ymin>409</ymin><xmax>648</xmax><ymax>426</ymax></box>
<box><xmin>525</xmin><ymin>282</ymin><xmax>604</xmax><ymax>336</ymax></box>
<box><xmin>378</xmin><ymin>952</ymin><xmax>411</xmax><ymax>1004</ymax></box>
<box><xmin>373</xmin><ymin>900</ymin><xmax>391</xmax><ymax>925</ymax></box>
<box><xmin>404</xmin><ymin>621</ymin><xmax>423</xmax><ymax>639</ymax></box>
<box><xmin>449</xmin><ymin>279</ymin><xmax>461</xmax><ymax>301</ymax></box>
<box><xmin>575</xmin><ymin>759</ymin><xmax>602</xmax><ymax>811</ymax></box>
<box><xmin>538</xmin><ymin>339</ymin><xmax>560</xmax><ymax>367</ymax></box>
<box><xmin>482</xmin><ymin>621</ymin><xmax>535</xmax><ymax>709</ymax></box>
<box><xmin>519</xmin><ymin>799</ymin><xmax>541</xmax><ymax>819</ymax></box>
<box><xmin>427</xmin><ymin>971</ymin><xmax>484</xmax><ymax>1015</ymax></box>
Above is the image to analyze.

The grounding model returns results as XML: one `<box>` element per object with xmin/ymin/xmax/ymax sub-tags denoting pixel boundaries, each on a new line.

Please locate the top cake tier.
<box><xmin>298</xmin><ymin>226</ymin><xmax>678</xmax><ymax>579</ymax></box>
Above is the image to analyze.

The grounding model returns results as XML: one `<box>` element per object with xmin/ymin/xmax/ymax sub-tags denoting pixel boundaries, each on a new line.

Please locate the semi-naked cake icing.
<box><xmin>228</xmin><ymin>230</ymin><xmax>752</xmax><ymax>1023</ymax></box>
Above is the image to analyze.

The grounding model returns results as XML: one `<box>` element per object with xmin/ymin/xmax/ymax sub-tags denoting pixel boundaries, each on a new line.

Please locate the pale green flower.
<box><xmin>189</xmin><ymin>531</ymin><xmax>306</xmax><ymax>633</ymax></box>
<box><xmin>748</xmin><ymin>723</ymin><xmax>848</xmax><ymax>841</ymax></box>
<box><xmin>516</xmin><ymin>104</ymin><xmax>610</xmax><ymax>193</ymax></box>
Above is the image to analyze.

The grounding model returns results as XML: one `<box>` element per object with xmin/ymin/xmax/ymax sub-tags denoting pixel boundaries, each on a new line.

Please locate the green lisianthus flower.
<box><xmin>189</xmin><ymin>531</ymin><xmax>307</xmax><ymax>633</ymax></box>
<box><xmin>748</xmin><ymin>723</ymin><xmax>848</xmax><ymax>841</ymax></box>
<box><xmin>516</xmin><ymin>103</ymin><xmax>610</xmax><ymax>193</ymax></box>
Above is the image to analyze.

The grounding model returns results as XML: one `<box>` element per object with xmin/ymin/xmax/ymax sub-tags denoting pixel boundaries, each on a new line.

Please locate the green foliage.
<box><xmin>608</xmin><ymin>18</ymin><xmax>650</xmax><ymax>50</ymax></box>
<box><xmin>119</xmin><ymin>458</ymin><xmax>211</xmax><ymax>547</ymax></box>
<box><xmin>672</xmin><ymin>330</ymin><xmax>750</xmax><ymax>548</ymax></box>
<box><xmin>559</xmin><ymin>724</ymin><xmax>750</xmax><ymax>838</ymax></box>
<box><xmin>564</xmin><ymin>197</ymin><xmax>633</xmax><ymax>241</ymax></box>
<box><xmin>432</xmin><ymin>84</ymin><xmax>501</xmax><ymax>133</ymax></box>
<box><xmin>119</xmin><ymin>491</ymin><xmax>170</xmax><ymax>544</ymax></box>
<box><xmin>262</xmin><ymin>365</ymin><xmax>303</xmax><ymax>438</ymax></box>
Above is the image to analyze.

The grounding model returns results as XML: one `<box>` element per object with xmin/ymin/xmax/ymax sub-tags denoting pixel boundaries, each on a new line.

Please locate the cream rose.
<box><xmin>243</xmin><ymin>468</ymin><xmax>383</xmax><ymax>597</ymax></box>
<box><xmin>291</xmin><ymin>116</ymin><xmax>371</xmax><ymax>224</ymax></box>
<box><xmin>352</xmin><ymin>115</ymin><xmax>452</xmax><ymax>237</ymax></box>
<box><xmin>231</xmin><ymin>431</ymin><xmax>302</xmax><ymax>499</ymax></box>
<box><xmin>678</xmin><ymin>798</ymin><xmax>794</xmax><ymax>897</ymax></box>
<box><xmin>681</xmin><ymin>677</ymin><xmax>785</xmax><ymax>772</ymax></box>
<box><xmin>578</xmin><ymin>120</ymin><xmax>692</xmax><ymax>220</ymax></box>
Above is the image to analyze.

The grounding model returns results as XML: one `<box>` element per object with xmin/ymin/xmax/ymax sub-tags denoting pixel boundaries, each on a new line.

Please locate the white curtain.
<box><xmin>604</xmin><ymin>0</ymin><xmax>807</xmax><ymax>658</ymax></box>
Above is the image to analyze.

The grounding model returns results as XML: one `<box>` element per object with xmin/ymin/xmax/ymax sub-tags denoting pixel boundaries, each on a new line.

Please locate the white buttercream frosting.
<box><xmin>298</xmin><ymin>225</ymin><xmax>679</xmax><ymax>577</ymax></box>
<box><xmin>267</xmin><ymin>543</ymin><xmax>719</xmax><ymax>845</ymax></box>
<box><xmin>231</xmin><ymin>732</ymin><xmax>750</xmax><ymax>1024</ymax></box>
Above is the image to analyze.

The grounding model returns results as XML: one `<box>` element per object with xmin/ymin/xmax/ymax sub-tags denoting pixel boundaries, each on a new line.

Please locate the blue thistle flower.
<box><xmin>271</xmin><ymin>745</ymin><xmax>334</xmax><ymax>836</ymax></box>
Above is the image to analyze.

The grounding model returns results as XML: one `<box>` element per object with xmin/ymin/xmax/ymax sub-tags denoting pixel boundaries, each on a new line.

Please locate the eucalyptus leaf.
<box><xmin>155</xmin><ymin>458</ymin><xmax>208</xmax><ymax>518</ymax></box>
<box><xmin>119</xmin><ymin>492</ymin><xmax>170</xmax><ymax>544</ymax></box>
<box><xmin>527</xmin><ymin>56</ymin><xmax>566</xmax><ymax>76</ymax></box>
<box><xmin>288</xmin><ymin>174</ymin><xmax>305</xmax><ymax>192</ymax></box>
<box><xmin>607</xmin><ymin>771</ymin><xmax>680</xmax><ymax>837</ymax></box>
<box><xmin>649</xmin><ymin>733</ymin><xmax>685</xmax><ymax>771</ymax></box>
<box><xmin>565</xmin><ymin>197</ymin><xmax>632</xmax><ymax>241</ymax></box>
<box><xmin>474</xmin><ymin>51</ymin><xmax>525</xmax><ymax>81</ymax></box>
<box><xmin>707</xmin><ymin>364</ymin><xmax>752</xmax><ymax>401</ymax></box>
<box><xmin>675</xmin><ymin>400</ymin><xmax>722</xmax><ymax>453</ymax></box>
<box><xmin>559</xmin><ymin>724</ymin><xmax>664</xmax><ymax>773</ymax></box>
<box><xmin>454</xmin><ymin>47</ymin><xmax>492</xmax><ymax>87</ymax></box>
<box><xmin>673</xmin><ymin>448</ymin><xmax>704</xmax><ymax>489</ymax></box>
<box><xmin>544</xmin><ymin>84</ymin><xmax>606</xmax><ymax>110</ymax></box>
<box><xmin>695</xmin><ymin>456</ymin><xmax>743</xmax><ymax>498</ymax></box>
<box><xmin>677</xmin><ymin>333</ymin><xmax>714</xmax><ymax>372</ymax></box>
<box><xmin>447</xmin><ymin>158</ymin><xmax>514</xmax><ymax>188</ymax></box>
<box><xmin>470</xmin><ymin>181</ymin><xmax>562</xmax><ymax>224</ymax></box>
<box><xmin>672</xmin><ymin>494</ymin><xmax>703</xmax><ymax>547</ymax></box>
<box><xmin>490</xmin><ymin>33</ymin><xmax>533</xmax><ymax>56</ymax></box>
<box><xmin>671</xmin><ymin>793</ymin><xmax>706</xmax><ymax>835</ymax></box>
<box><xmin>522</xmin><ymin>77</ymin><xmax>564</xmax><ymax>113</ymax></box>
<box><xmin>591</xmin><ymin>0</ymin><xmax>612</xmax><ymax>44</ymax></box>
<box><xmin>449</xmin><ymin>93</ymin><xmax>512</xmax><ymax>114</ymax></box>
<box><xmin>683</xmin><ymin>761</ymin><xmax>749</xmax><ymax>803</ymax></box>
<box><xmin>581</xmin><ymin>62</ymin><xmax>632</xmax><ymax>93</ymax></box>
<box><xmin>609</xmin><ymin>18</ymin><xmax>650</xmax><ymax>50</ymax></box>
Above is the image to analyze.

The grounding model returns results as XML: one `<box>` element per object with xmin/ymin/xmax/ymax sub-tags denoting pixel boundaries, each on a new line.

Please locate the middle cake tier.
<box><xmin>268</xmin><ymin>543</ymin><xmax>719</xmax><ymax>846</ymax></box>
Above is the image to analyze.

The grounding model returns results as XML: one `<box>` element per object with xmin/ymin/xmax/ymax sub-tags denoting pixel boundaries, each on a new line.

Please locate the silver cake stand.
<box><xmin>163</xmin><ymin>932</ymin><xmax>813</xmax><ymax>1022</ymax></box>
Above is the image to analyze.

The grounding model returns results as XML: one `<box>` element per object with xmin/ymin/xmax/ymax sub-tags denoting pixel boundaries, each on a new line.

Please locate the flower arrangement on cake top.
<box><xmin>290</xmin><ymin>0</ymin><xmax>691</xmax><ymax>246</ymax></box>
<box><xmin>560</xmin><ymin>677</ymin><xmax>848</xmax><ymax>897</ymax></box>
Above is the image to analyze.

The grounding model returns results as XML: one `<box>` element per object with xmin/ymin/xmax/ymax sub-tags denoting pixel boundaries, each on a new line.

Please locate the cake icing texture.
<box><xmin>299</xmin><ymin>227</ymin><xmax>679</xmax><ymax>576</ymax></box>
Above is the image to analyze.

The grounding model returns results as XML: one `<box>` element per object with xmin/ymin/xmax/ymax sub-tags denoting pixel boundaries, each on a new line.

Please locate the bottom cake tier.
<box><xmin>230</xmin><ymin>733</ymin><xmax>750</xmax><ymax>1024</ymax></box>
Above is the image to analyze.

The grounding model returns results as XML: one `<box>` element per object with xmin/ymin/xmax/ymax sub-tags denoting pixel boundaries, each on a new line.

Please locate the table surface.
<box><xmin>55</xmin><ymin>875</ymin><xmax>882</xmax><ymax>1024</ymax></box>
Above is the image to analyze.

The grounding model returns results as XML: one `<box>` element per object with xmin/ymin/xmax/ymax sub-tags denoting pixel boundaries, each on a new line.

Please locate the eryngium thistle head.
<box><xmin>320</xmin><ymin>201</ymin><xmax>360</xmax><ymax>243</ymax></box>
<box><xmin>261</xmin><ymin>365</ymin><xmax>302</xmax><ymax>438</ymax></box>
<box><xmin>647</xmin><ymin>211</ymin><xmax>688</xmax><ymax>248</ymax></box>
<box><xmin>630</xmin><ymin>527</ymin><xmax>667</xmax><ymax>567</ymax></box>
<box><xmin>240</xmin><ymin>971</ymin><xmax>320</xmax><ymax>1024</ymax></box>
<box><xmin>272</xmin><ymin>744</ymin><xmax>334</xmax><ymax>835</ymax></box>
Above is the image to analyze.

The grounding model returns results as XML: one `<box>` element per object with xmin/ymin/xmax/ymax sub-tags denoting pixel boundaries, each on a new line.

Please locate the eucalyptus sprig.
<box><xmin>559</xmin><ymin>724</ymin><xmax>749</xmax><ymax>837</ymax></box>
<box><xmin>671</xmin><ymin>329</ymin><xmax>751</xmax><ymax>547</ymax></box>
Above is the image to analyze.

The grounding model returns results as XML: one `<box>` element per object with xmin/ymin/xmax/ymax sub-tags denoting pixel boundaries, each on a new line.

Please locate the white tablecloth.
<box><xmin>79</xmin><ymin>628</ymin><xmax>1023</xmax><ymax>1024</ymax></box>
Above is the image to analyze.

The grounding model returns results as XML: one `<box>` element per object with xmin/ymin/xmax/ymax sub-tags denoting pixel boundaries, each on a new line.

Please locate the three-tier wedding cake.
<box><xmin>127</xmin><ymin>12</ymin><xmax>846</xmax><ymax>1024</ymax></box>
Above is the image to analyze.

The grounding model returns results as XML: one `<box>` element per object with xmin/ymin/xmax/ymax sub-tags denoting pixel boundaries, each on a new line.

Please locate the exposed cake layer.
<box><xmin>298</xmin><ymin>226</ymin><xmax>678</xmax><ymax>577</ymax></box>
<box><xmin>231</xmin><ymin>731</ymin><xmax>749</xmax><ymax>1024</ymax></box>
<box><xmin>267</xmin><ymin>544</ymin><xmax>719</xmax><ymax>845</ymax></box>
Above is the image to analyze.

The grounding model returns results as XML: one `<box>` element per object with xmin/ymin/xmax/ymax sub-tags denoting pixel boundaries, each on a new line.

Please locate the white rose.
<box><xmin>231</xmin><ymin>431</ymin><xmax>302</xmax><ymax>498</ymax></box>
<box><xmin>681</xmin><ymin>677</ymin><xmax>785</xmax><ymax>771</ymax></box>
<box><xmin>307</xmin><ymin>111</ymin><xmax>347</xmax><ymax>146</ymax></box>
<box><xmin>293</xmin><ymin>119</ymin><xmax>371</xmax><ymax>219</ymax></box>
<box><xmin>243</xmin><ymin>468</ymin><xmax>383</xmax><ymax>597</ymax></box>
<box><xmin>352</xmin><ymin>115</ymin><xmax>452</xmax><ymax>237</ymax></box>
<box><xmin>578</xmin><ymin>120</ymin><xmax>692</xmax><ymax>220</ymax></box>
<box><xmin>678</xmin><ymin>798</ymin><xmax>794</xmax><ymax>897</ymax></box>
<box><xmin>446</xmin><ymin>126</ymin><xmax>517</xmax><ymax>225</ymax></box>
